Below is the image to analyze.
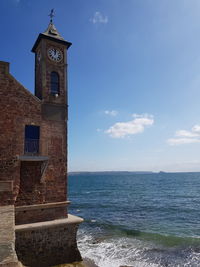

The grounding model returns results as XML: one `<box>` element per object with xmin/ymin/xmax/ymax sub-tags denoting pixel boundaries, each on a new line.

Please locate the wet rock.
<box><xmin>83</xmin><ymin>258</ymin><xmax>99</xmax><ymax>267</ymax></box>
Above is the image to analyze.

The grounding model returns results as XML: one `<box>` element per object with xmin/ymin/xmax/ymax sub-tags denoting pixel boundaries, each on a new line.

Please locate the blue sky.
<box><xmin>2</xmin><ymin>0</ymin><xmax>200</xmax><ymax>172</ymax></box>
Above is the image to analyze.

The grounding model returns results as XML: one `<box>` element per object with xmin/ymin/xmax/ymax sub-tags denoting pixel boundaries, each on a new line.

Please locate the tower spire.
<box><xmin>32</xmin><ymin>10</ymin><xmax>72</xmax><ymax>53</ymax></box>
<box><xmin>49</xmin><ymin>8</ymin><xmax>55</xmax><ymax>23</ymax></box>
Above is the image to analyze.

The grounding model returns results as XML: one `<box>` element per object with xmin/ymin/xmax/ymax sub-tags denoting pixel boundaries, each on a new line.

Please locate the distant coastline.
<box><xmin>69</xmin><ymin>171</ymin><xmax>154</xmax><ymax>175</ymax></box>
<box><xmin>69</xmin><ymin>170</ymin><xmax>200</xmax><ymax>175</ymax></box>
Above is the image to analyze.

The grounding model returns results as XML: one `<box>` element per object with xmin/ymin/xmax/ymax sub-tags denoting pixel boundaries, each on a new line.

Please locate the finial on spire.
<box><xmin>49</xmin><ymin>9</ymin><xmax>55</xmax><ymax>23</ymax></box>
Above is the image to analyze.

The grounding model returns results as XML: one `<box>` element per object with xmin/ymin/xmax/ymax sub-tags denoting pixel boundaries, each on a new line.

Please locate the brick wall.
<box><xmin>0</xmin><ymin>61</ymin><xmax>67</xmax><ymax>213</ymax></box>
<box><xmin>15</xmin><ymin>202</ymin><xmax>69</xmax><ymax>225</ymax></box>
<box><xmin>41</xmin><ymin>120</ymin><xmax>67</xmax><ymax>203</ymax></box>
<box><xmin>15</xmin><ymin>161</ymin><xmax>45</xmax><ymax>206</ymax></box>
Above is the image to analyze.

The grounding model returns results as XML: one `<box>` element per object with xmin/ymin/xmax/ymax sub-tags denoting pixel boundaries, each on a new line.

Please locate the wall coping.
<box><xmin>15</xmin><ymin>201</ymin><xmax>70</xmax><ymax>212</ymax></box>
<box><xmin>15</xmin><ymin>214</ymin><xmax>84</xmax><ymax>232</ymax></box>
<box><xmin>17</xmin><ymin>156</ymin><xmax>49</xmax><ymax>161</ymax></box>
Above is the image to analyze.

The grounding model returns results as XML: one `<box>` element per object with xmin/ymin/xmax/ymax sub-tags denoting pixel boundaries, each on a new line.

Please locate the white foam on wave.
<box><xmin>182</xmin><ymin>250</ymin><xmax>200</xmax><ymax>267</ymax></box>
<box><xmin>77</xmin><ymin>230</ymin><xmax>160</xmax><ymax>267</ymax></box>
<box><xmin>77</xmin><ymin>229</ymin><xmax>200</xmax><ymax>267</ymax></box>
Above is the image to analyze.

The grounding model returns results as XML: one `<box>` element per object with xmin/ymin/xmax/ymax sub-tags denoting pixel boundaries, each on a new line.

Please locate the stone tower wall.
<box><xmin>35</xmin><ymin>39</ymin><xmax>68</xmax><ymax>105</ymax></box>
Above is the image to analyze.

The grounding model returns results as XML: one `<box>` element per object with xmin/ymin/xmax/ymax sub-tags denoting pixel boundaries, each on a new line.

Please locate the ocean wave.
<box><xmin>83</xmin><ymin>222</ymin><xmax>200</xmax><ymax>247</ymax></box>
<box><xmin>69</xmin><ymin>172</ymin><xmax>200</xmax><ymax>267</ymax></box>
<box><xmin>77</xmin><ymin>229</ymin><xmax>200</xmax><ymax>267</ymax></box>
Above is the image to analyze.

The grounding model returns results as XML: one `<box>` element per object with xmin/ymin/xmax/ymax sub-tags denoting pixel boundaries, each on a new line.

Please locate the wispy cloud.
<box><xmin>90</xmin><ymin>12</ymin><xmax>108</xmax><ymax>24</ymax></box>
<box><xmin>167</xmin><ymin>137</ymin><xmax>200</xmax><ymax>145</ymax></box>
<box><xmin>175</xmin><ymin>130</ymin><xmax>199</xmax><ymax>138</ymax></box>
<box><xmin>105</xmin><ymin>114</ymin><xmax>154</xmax><ymax>138</ymax></box>
<box><xmin>104</xmin><ymin>110</ymin><xmax>118</xmax><ymax>117</ymax></box>
<box><xmin>167</xmin><ymin>124</ymin><xmax>200</xmax><ymax>145</ymax></box>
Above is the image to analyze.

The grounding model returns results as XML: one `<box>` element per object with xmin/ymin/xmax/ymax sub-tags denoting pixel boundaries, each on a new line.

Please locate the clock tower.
<box><xmin>32</xmin><ymin>19</ymin><xmax>71</xmax><ymax>105</ymax></box>
<box><xmin>0</xmin><ymin>12</ymin><xmax>83</xmax><ymax>266</ymax></box>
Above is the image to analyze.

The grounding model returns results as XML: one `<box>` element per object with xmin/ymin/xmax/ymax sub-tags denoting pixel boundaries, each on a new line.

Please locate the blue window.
<box><xmin>24</xmin><ymin>125</ymin><xmax>40</xmax><ymax>154</ymax></box>
<box><xmin>51</xmin><ymin>71</ymin><xmax>59</xmax><ymax>95</ymax></box>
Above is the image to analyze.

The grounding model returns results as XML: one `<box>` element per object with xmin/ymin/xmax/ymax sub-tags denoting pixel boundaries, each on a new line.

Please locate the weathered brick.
<box><xmin>0</xmin><ymin>57</ymin><xmax>67</xmax><ymax>220</ymax></box>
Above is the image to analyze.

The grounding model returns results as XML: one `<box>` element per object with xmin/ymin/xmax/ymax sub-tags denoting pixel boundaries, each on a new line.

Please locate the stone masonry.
<box><xmin>15</xmin><ymin>215</ymin><xmax>83</xmax><ymax>267</ymax></box>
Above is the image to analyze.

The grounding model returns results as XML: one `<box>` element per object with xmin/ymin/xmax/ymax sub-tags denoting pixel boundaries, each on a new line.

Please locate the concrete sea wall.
<box><xmin>15</xmin><ymin>215</ymin><xmax>83</xmax><ymax>267</ymax></box>
<box><xmin>0</xmin><ymin>205</ymin><xmax>83</xmax><ymax>267</ymax></box>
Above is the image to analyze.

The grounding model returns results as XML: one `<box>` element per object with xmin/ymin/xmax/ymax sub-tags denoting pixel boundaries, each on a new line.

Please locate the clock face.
<box><xmin>48</xmin><ymin>48</ymin><xmax>63</xmax><ymax>62</ymax></box>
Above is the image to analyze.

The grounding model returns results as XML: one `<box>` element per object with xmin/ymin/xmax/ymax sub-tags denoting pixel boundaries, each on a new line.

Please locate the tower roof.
<box><xmin>32</xmin><ymin>22</ymin><xmax>72</xmax><ymax>52</ymax></box>
<box><xmin>43</xmin><ymin>22</ymin><xmax>65</xmax><ymax>41</ymax></box>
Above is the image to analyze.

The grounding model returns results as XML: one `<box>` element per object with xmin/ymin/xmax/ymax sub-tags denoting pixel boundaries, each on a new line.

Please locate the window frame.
<box><xmin>50</xmin><ymin>71</ymin><xmax>60</xmax><ymax>95</ymax></box>
<box><xmin>24</xmin><ymin>125</ymin><xmax>40</xmax><ymax>155</ymax></box>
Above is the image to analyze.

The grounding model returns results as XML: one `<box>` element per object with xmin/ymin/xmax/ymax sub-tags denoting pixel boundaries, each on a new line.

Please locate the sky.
<box><xmin>2</xmin><ymin>0</ymin><xmax>200</xmax><ymax>172</ymax></box>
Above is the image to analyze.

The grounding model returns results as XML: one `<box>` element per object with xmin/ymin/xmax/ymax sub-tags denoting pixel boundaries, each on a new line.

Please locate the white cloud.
<box><xmin>167</xmin><ymin>124</ymin><xmax>200</xmax><ymax>145</ymax></box>
<box><xmin>90</xmin><ymin>12</ymin><xmax>108</xmax><ymax>24</ymax></box>
<box><xmin>175</xmin><ymin>130</ymin><xmax>199</xmax><ymax>138</ymax></box>
<box><xmin>104</xmin><ymin>110</ymin><xmax>118</xmax><ymax>116</ymax></box>
<box><xmin>132</xmin><ymin>113</ymin><xmax>151</xmax><ymax>118</ymax></box>
<box><xmin>167</xmin><ymin>138</ymin><xmax>200</xmax><ymax>146</ymax></box>
<box><xmin>105</xmin><ymin>114</ymin><xmax>154</xmax><ymax>138</ymax></box>
<box><xmin>192</xmin><ymin>124</ymin><xmax>200</xmax><ymax>133</ymax></box>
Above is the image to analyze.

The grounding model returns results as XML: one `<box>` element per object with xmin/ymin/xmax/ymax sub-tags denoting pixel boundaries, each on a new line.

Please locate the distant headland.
<box><xmin>69</xmin><ymin>171</ymin><xmax>154</xmax><ymax>175</ymax></box>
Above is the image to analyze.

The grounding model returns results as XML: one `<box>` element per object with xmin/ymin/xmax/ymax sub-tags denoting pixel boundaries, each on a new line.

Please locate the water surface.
<box><xmin>69</xmin><ymin>172</ymin><xmax>200</xmax><ymax>267</ymax></box>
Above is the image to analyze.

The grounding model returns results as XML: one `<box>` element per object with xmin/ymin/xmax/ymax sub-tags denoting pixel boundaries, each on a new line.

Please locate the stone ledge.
<box><xmin>15</xmin><ymin>201</ymin><xmax>70</xmax><ymax>211</ymax></box>
<box><xmin>0</xmin><ymin>262</ymin><xmax>21</xmax><ymax>267</ymax></box>
<box><xmin>0</xmin><ymin>206</ymin><xmax>19</xmax><ymax>267</ymax></box>
<box><xmin>17</xmin><ymin>155</ymin><xmax>49</xmax><ymax>161</ymax></box>
<box><xmin>15</xmin><ymin>214</ymin><xmax>84</xmax><ymax>232</ymax></box>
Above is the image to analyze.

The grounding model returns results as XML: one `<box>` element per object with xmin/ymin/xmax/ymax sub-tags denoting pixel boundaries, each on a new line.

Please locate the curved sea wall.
<box><xmin>15</xmin><ymin>215</ymin><xmax>83</xmax><ymax>267</ymax></box>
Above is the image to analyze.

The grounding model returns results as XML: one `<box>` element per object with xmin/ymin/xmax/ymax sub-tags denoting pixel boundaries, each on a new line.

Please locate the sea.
<box><xmin>68</xmin><ymin>172</ymin><xmax>200</xmax><ymax>267</ymax></box>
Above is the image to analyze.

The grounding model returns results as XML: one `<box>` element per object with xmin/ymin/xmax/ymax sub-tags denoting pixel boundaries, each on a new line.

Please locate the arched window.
<box><xmin>51</xmin><ymin>72</ymin><xmax>59</xmax><ymax>95</ymax></box>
